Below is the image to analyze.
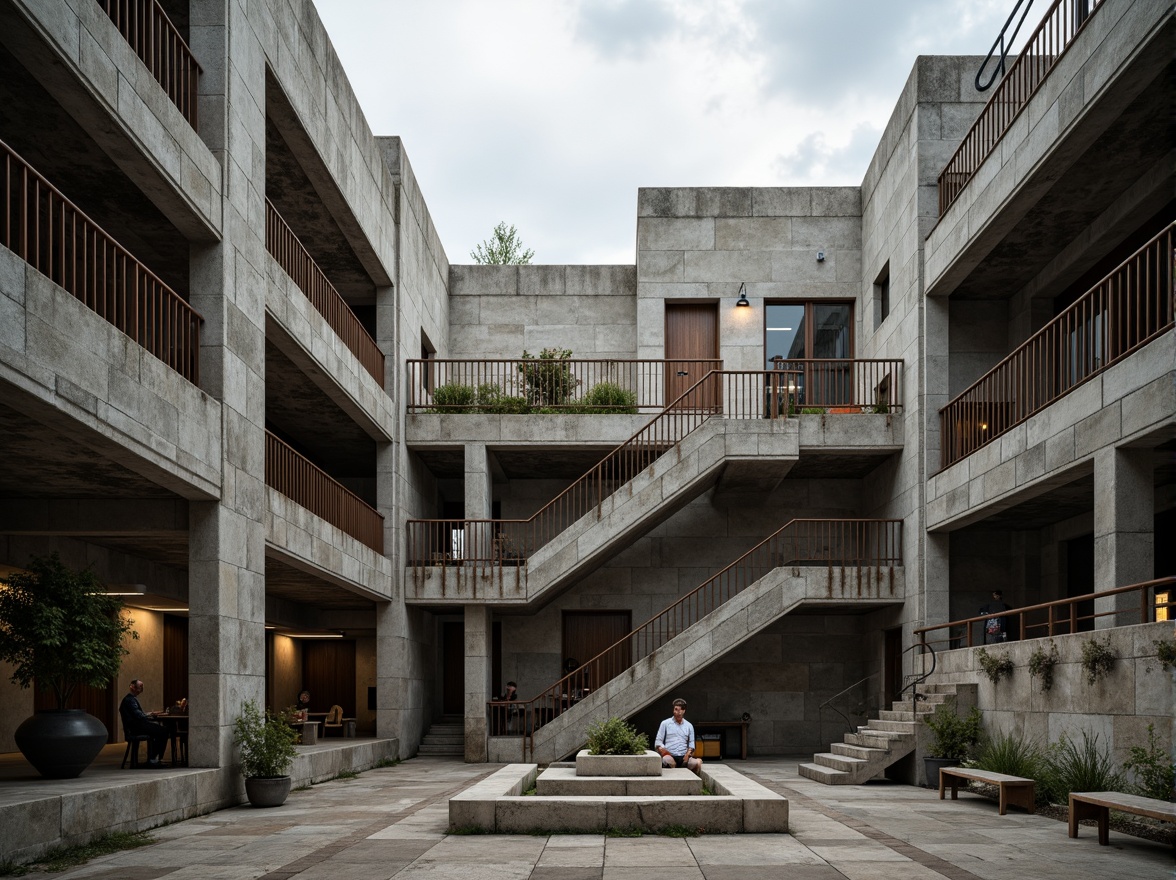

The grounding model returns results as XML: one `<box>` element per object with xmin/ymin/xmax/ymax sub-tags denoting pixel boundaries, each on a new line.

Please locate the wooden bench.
<box><xmin>939</xmin><ymin>767</ymin><xmax>1035</xmax><ymax>815</ymax></box>
<box><xmin>1068</xmin><ymin>791</ymin><xmax>1176</xmax><ymax>846</ymax></box>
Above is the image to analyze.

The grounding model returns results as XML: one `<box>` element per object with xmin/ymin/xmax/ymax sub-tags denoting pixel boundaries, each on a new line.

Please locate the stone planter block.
<box><xmin>574</xmin><ymin>749</ymin><xmax>662</xmax><ymax>776</ymax></box>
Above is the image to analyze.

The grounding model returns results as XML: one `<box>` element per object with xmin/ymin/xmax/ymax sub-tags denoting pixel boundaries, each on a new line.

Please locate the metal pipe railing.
<box><xmin>406</xmin><ymin>358</ymin><xmax>722</xmax><ymax>412</ymax></box>
<box><xmin>265</xmin><ymin>199</ymin><xmax>384</xmax><ymax>384</ymax></box>
<box><xmin>265</xmin><ymin>431</ymin><xmax>384</xmax><ymax>554</ymax></box>
<box><xmin>488</xmin><ymin>518</ymin><xmax>903</xmax><ymax>751</ymax></box>
<box><xmin>913</xmin><ymin>576</ymin><xmax>1176</xmax><ymax>651</ymax></box>
<box><xmin>765</xmin><ymin>359</ymin><xmax>903</xmax><ymax>412</ymax></box>
<box><xmin>938</xmin><ymin>0</ymin><xmax>1104</xmax><ymax>214</ymax></box>
<box><xmin>939</xmin><ymin>223</ymin><xmax>1174</xmax><ymax>469</ymax></box>
<box><xmin>99</xmin><ymin>1</ymin><xmax>202</xmax><ymax>129</ymax></box>
<box><xmin>1</xmin><ymin>138</ymin><xmax>202</xmax><ymax>383</ymax></box>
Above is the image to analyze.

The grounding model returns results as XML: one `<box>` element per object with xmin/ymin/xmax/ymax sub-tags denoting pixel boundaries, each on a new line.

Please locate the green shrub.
<box><xmin>976</xmin><ymin>648</ymin><xmax>1014</xmax><ymax>685</ymax></box>
<box><xmin>519</xmin><ymin>347</ymin><xmax>577</xmax><ymax>406</ymax></box>
<box><xmin>971</xmin><ymin>730</ymin><xmax>1045</xmax><ymax>787</ymax></box>
<box><xmin>1028</xmin><ymin>640</ymin><xmax>1060</xmax><ymax>692</ymax></box>
<box><xmin>1041</xmin><ymin>730</ymin><xmax>1123</xmax><ymax>803</ymax></box>
<box><xmin>1122</xmin><ymin>723</ymin><xmax>1175</xmax><ymax>800</ymax></box>
<box><xmin>1151</xmin><ymin>637</ymin><xmax>1176</xmax><ymax>673</ymax></box>
<box><xmin>430</xmin><ymin>382</ymin><xmax>476</xmax><ymax>412</ymax></box>
<box><xmin>924</xmin><ymin>703</ymin><xmax>982</xmax><ymax>760</ymax></box>
<box><xmin>1080</xmin><ymin>636</ymin><xmax>1115</xmax><ymax>685</ymax></box>
<box><xmin>233</xmin><ymin>700</ymin><xmax>298</xmax><ymax>779</ymax></box>
<box><xmin>585</xmin><ymin>716</ymin><xmax>649</xmax><ymax>756</ymax></box>
<box><xmin>475</xmin><ymin>383</ymin><xmax>530</xmax><ymax>414</ymax></box>
<box><xmin>799</xmin><ymin>407</ymin><xmax>826</xmax><ymax>415</ymax></box>
<box><xmin>582</xmin><ymin>382</ymin><xmax>638</xmax><ymax>413</ymax></box>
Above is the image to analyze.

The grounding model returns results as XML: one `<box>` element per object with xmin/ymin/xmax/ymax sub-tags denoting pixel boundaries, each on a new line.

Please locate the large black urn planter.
<box><xmin>14</xmin><ymin>710</ymin><xmax>108</xmax><ymax>779</ymax></box>
<box><xmin>923</xmin><ymin>756</ymin><xmax>959</xmax><ymax>788</ymax></box>
<box><xmin>245</xmin><ymin>776</ymin><xmax>292</xmax><ymax>807</ymax></box>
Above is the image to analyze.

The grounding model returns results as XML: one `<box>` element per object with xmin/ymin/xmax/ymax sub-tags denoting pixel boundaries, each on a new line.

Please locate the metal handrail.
<box><xmin>265</xmin><ymin>431</ymin><xmax>384</xmax><ymax>553</ymax></box>
<box><xmin>974</xmin><ymin>0</ymin><xmax>1037</xmax><ymax>91</ymax></box>
<box><xmin>99</xmin><ymin>1</ymin><xmax>202</xmax><ymax>129</ymax></box>
<box><xmin>818</xmin><ymin>672</ymin><xmax>879</xmax><ymax>741</ymax></box>
<box><xmin>1</xmin><ymin>138</ymin><xmax>203</xmax><ymax>383</ymax></box>
<box><xmin>938</xmin><ymin>0</ymin><xmax>1104</xmax><ymax>214</ymax></box>
<box><xmin>939</xmin><ymin>223</ymin><xmax>1174</xmax><ymax>469</ymax></box>
<box><xmin>265</xmin><ymin>199</ymin><xmax>385</xmax><ymax>384</ymax></box>
<box><xmin>913</xmin><ymin>576</ymin><xmax>1175</xmax><ymax>650</ymax></box>
<box><xmin>488</xmin><ymin>518</ymin><xmax>903</xmax><ymax>756</ymax></box>
<box><xmin>896</xmin><ymin>641</ymin><xmax>937</xmax><ymax>704</ymax></box>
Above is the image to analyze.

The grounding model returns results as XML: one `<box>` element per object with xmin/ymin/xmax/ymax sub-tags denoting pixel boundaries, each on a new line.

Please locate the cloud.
<box><xmin>572</xmin><ymin>0</ymin><xmax>679</xmax><ymax>59</ymax></box>
<box><xmin>772</xmin><ymin>123</ymin><xmax>881</xmax><ymax>185</ymax></box>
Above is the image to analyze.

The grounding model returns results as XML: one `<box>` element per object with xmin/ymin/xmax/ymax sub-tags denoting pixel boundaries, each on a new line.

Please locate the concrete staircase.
<box><xmin>417</xmin><ymin>716</ymin><xmax>464</xmax><ymax>756</ymax></box>
<box><xmin>798</xmin><ymin>682</ymin><xmax>975</xmax><ymax>784</ymax></box>
<box><xmin>407</xmin><ymin>418</ymin><xmax>798</xmax><ymax>608</ymax></box>
<box><xmin>524</xmin><ymin>563</ymin><xmax>904</xmax><ymax>764</ymax></box>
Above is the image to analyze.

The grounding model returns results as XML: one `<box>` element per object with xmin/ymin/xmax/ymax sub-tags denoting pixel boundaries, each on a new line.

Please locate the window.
<box><xmin>765</xmin><ymin>301</ymin><xmax>853</xmax><ymax>405</ymax></box>
<box><xmin>874</xmin><ymin>263</ymin><xmax>890</xmax><ymax>330</ymax></box>
<box><xmin>420</xmin><ymin>330</ymin><xmax>436</xmax><ymax>392</ymax></box>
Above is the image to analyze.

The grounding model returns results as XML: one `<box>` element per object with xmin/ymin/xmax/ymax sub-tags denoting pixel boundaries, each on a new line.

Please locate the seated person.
<box><xmin>119</xmin><ymin>679</ymin><xmax>169</xmax><ymax>766</ymax></box>
<box><xmin>655</xmin><ymin>697</ymin><xmax>701</xmax><ymax>774</ymax></box>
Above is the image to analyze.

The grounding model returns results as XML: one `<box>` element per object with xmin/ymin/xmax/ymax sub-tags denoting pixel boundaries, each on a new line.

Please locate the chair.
<box><xmin>323</xmin><ymin>704</ymin><xmax>343</xmax><ymax>736</ymax></box>
<box><xmin>121</xmin><ymin>734</ymin><xmax>150</xmax><ymax>768</ymax></box>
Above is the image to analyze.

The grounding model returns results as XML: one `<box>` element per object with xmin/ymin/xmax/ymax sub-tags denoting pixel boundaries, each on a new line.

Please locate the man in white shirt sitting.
<box><xmin>655</xmin><ymin>698</ymin><xmax>701</xmax><ymax>774</ymax></box>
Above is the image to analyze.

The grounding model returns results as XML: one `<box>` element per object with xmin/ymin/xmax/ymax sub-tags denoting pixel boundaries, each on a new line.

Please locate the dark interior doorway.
<box><xmin>301</xmin><ymin>640</ymin><xmax>356</xmax><ymax>716</ymax></box>
<box><xmin>1066</xmin><ymin>533</ymin><xmax>1095</xmax><ymax>632</ymax></box>
<box><xmin>442</xmin><ymin>621</ymin><xmax>464</xmax><ymax>716</ymax></box>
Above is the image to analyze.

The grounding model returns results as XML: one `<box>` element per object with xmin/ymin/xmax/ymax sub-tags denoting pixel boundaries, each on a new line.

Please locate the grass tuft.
<box><xmin>0</xmin><ymin>831</ymin><xmax>154</xmax><ymax>876</ymax></box>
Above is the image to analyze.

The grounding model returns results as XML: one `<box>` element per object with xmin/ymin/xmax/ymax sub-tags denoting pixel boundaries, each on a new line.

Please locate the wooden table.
<box><xmin>694</xmin><ymin>721</ymin><xmax>749</xmax><ymax>759</ymax></box>
<box><xmin>154</xmin><ymin>713</ymin><xmax>188</xmax><ymax>766</ymax></box>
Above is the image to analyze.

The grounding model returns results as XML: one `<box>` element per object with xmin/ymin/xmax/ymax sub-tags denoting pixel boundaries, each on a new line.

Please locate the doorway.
<box><xmin>665</xmin><ymin>303</ymin><xmax>719</xmax><ymax>408</ymax></box>
<box><xmin>883</xmin><ymin>627</ymin><xmax>902</xmax><ymax>703</ymax></box>
<box><xmin>1066</xmin><ymin>533</ymin><xmax>1095</xmax><ymax>632</ymax></box>
<box><xmin>301</xmin><ymin>640</ymin><xmax>357</xmax><ymax>716</ymax></box>
<box><xmin>562</xmin><ymin>610</ymin><xmax>632</xmax><ymax>694</ymax></box>
<box><xmin>442</xmin><ymin>621</ymin><xmax>464</xmax><ymax>716</ymax></box>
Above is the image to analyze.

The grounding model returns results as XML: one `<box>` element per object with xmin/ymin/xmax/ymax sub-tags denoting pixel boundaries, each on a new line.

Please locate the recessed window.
<box><xmin>765</xmin><ymin>302</ymin><xmax>853</xmax><ymax>366</ymax></box>
<box><xmin>420</xmin><ymin>330</ymin><xmax>436</xmax><ymax>392</ymax></box>
<box><xmin>874</xmin><ymin>263</ymin><xmax>890</xmax><ymax>331</ymax></box>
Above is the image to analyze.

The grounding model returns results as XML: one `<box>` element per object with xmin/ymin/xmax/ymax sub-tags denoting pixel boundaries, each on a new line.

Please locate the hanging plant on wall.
<box><xmin>976</xmin><ymin>648</ymin><xmax>1014</xmax><ymax>684</ymax></box>
<box><xmin>1028</xmin><ymin>639</ymin><xmax>1060</xmax><ymax>692</ymax></box>
<box><xmin>1152</xmin><ymin>637</ymin><xmax>1176</xmax><ymax>673</ymax></box>
<box><xmin>1080</xmin><ymin>636</ymin><xmax>1116</xmax><ymax>685</ymax></box>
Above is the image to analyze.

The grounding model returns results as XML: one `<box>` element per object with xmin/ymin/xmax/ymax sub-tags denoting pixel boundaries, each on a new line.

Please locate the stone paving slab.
<box><xmin>11</xmin><ymin>756</ymin><xmax>1170</xmax><ymax>880</ymax></box>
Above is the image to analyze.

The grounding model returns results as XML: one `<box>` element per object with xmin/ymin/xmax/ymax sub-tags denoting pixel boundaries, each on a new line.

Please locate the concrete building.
<box><xmin>0</xmin><ymin>0</ymin><xmax>1170</xmax><ymax>826</ymax></box>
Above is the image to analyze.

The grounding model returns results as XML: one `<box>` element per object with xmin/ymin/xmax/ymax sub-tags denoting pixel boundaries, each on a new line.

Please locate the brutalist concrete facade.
<box><xmin>0</xmin><ymin>0</ymin><xmax>1170</xmax><ymax>807</ymax></box>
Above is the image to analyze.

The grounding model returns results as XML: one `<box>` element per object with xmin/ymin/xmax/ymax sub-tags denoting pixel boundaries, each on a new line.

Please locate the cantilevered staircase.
<box><xmin>799</xmin><ymin>682</ymin><xmax>978</xmax><ymax>784</ymax></box>
<box><xmin>487</xmin><ymin>517</ymin><xmax>904</xmax><ymax>764</ymax></box>
<box><xmin>406</xmin><ymin>371</ymin><xmax>801</xmax><ymax>607</ymax></box>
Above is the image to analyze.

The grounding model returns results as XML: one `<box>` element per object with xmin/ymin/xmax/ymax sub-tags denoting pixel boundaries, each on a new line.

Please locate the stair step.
<box><xmin>798</xmin><ymin>762</ymin><xmax>850</xmax><ymax>784</ymax></box>
<box><xmin>877</xmin><ymin>709</ymin><xmax>916</xmax><ymax>722</ymax></box>
<box><xmin>814</xmin><ymin>752</ymin><xmax>867</xmax><ymax>772</ymax></box>
<box><xmin>417</xmin><ymin>745</ymin><xmax>463</xmax><ymax>755</ymax></box>
<box><xmin>831</xmin><ymin>742</ymin><xmax>887</xmax><ymax>760</ymax></box>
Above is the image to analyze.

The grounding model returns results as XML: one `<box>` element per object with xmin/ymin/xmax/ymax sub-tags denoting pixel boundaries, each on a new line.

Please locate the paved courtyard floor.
<box><xmin>40</xmin><ymin>757</ymin><xmax>1172</xmax><ymax>880</ymax></box>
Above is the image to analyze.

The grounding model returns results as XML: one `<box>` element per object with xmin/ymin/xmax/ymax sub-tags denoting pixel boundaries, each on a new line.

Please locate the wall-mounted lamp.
<box><xmin>816</xmin><ymin>251</ymin><xmax>826</xmax><ymax>262</ymax></box>
<box><xmin>735</xmin><ymin>283</ymin><xmax>750</xmax><ymax>308</ymax></box>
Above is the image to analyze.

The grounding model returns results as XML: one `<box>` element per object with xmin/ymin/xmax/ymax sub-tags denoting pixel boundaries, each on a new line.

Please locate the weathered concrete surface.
<box><xmin>537</xmin><ymin>766</ymin><xmax>701</xmax><ymax>796</ymax></box>
<box><xmin>574</xmin><ymin>750</ymin><xmax>662</xmax><ymax>777</ymax></box>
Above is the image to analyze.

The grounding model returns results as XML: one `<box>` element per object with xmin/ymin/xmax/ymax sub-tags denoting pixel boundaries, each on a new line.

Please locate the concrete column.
<box><xmin>464</xmin><ymin>443</ymin><xmax>492</xmax><ymax>559</ymax></box>
<box><xmin>1094</xmin><ymin>446</ymin><xmax>1153</xmax><ymax>627</ymax></box>
<box><xmin>464</xmin><ymin>604</ymin><xmax>492</xmax><ymax>762</ymax></box>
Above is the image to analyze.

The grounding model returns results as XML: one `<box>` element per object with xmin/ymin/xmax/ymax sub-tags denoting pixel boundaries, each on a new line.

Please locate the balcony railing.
<box><xmin>488</xmin><ymin>518</ymin><xmax>903</xmax><ymax>750</ymax></box>
<box><xmin>406</xmin><ymin>358</ymin><xmax>722</xmax><ymax>413</ymax></box>
<box><xmin>408</xmin><ymin>364</ymin><xmax>903</xmax><ymax>567</ymax></box>
<box><xmin>766</xmin><ymin>359</ymin><xmax>903</xmax><ymax>413</ymax></box>
<box><xmin>940</xmin><ymin>223</ymin><xmax>1174</xmax><ymax>469</ymax></box>
<box><xmin>938</xmin><ymin>0</ymin><xmax>1104</xmax><ymax>214</ymax></box>
<box><xmin>265</xmin><ymin>431</ymin><xmax>384</xmax><ymax>554</ymax></box>
<box><xmin>265</xmin><ymin>199</ymin><xmax>384</xmax><ymax>384</ymax></box>
<box><xmin>913</xmin><ymin>576</ymin><xmax>1175</xmax><ymax>650</ymax></box>
<box><xmin>99</xmin><ymin>1</ymin><xmax>201</xmax><ymax>129</ymax></box>
<box><xmin>1</xmin><ymin>138</ymin><xmax>202</xmax><ymax>383</ymax></box>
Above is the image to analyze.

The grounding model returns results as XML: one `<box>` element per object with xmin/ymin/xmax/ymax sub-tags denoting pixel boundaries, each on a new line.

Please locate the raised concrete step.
<box><xmin>407</xmin><ymin>419</ymin><xmax>799</xmax><ymax>608</ymax></box>
<box><xmin>798</xmin><ymin>762</ymin><xmax>850</xmax><ymax>784</ymax></box>
<box><xmin>417</xmin><ymin>744</ymin><xmax>463</xmax><ymax>755</ymax></box>
<box><xmin>867</xmin><ymin>718</ymin><xmax>917</xmax><ymax>733</ymax></box>
<box><xmin>831</xmin><ymin>742</ymin><xmax>888</xmax><ymax>761</ymax></box>
<box><xmin>877</xmin><ymin>708</ymin><xmax>916</xmax><ymax>722</ymax></box>
<box><xmin>525</xmin><ymin>563</ymin><xmax>905</xmax><ymax>763</ymax></box>
<box><xmin>814</xmin><ymin>752</ymin><xmax>868</xmax><ymax>773</ymax></box>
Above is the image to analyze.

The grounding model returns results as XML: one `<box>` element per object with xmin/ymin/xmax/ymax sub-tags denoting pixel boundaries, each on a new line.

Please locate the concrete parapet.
<box><xmin>575</xmin><ymin>750</ymin><xmax>662</xmax><ymax>776</ymax></box>
<box><xmin>537</xmin><ymin>767</ymin><xmax>701</xmax><ymax>796</ymax></box>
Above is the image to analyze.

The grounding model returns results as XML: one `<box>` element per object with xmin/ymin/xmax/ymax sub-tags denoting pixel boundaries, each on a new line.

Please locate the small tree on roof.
<box><xmin>471</xmin><ymin>221</ymin><xmax>535</xmax><ymax>265</ymax></box>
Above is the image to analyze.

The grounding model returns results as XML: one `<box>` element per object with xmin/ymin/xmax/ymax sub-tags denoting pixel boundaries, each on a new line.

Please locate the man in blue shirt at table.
<box><xmin>655</xmin><ymin>698</ymin><xmax>701</xmax><ymax>774</ymax></box>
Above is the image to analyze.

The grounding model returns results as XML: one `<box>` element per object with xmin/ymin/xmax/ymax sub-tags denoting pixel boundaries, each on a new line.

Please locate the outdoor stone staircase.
<box><xmin>522</xmin><ymin>563</ymin><xmax>905</xmax><ymax>764</ymax></box>
<box><xmin>407</xmin><ymin>418</ymin><xmax>798</xmax><ymax>608</ymax></box>
<box><xmin>798</xmin><ymin>682</ymin><xmax>977</xmax><ymax>784</ymax></box>
<box><xmin>417</xmin><ymin>716</ymin><xmax>465</xmax><ymax>756</ymax></box>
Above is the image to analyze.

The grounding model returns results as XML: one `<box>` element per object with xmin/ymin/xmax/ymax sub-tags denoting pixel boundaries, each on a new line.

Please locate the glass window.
<box><xmin>765</xmin><ymin>304</ymin><xmax>806</xmax><ymax>366</ymax></box>
<box><xmin>764</xmin><ymin>302</ymin><xmax>854</xmax><ymax>406</ymax></box>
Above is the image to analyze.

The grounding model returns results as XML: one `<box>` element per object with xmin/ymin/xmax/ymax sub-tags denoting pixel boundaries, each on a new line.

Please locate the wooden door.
<box><xmin>883</xmin><ymin>627</ymin><xmax>902</xmax><ymax>703</ymax></box>
<box><xmin>442</xmin><ymin>621</ymin><xmax>464</xmax><ymax>716</ymax></box>
<box><xmin>665</xmin><ymin>303</ymin><xmax>719</xmax><ymax>409</ymax></box>
<box><xmin>562</xmin><ymin>610</ymin><xmax>632</xmax><ymax>695</ymax></box>
<box><xmin>301</xmin><ymin>640</ymin><xmax>357</xmax><ymax>716</ymax></box>
<box><xmin>163</xmin><ymin>614</ymin><xmax>189</xmax><ymax>709</ymax></box>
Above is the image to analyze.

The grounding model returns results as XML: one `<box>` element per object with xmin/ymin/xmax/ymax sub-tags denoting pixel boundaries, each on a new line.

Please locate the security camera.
<box><xmin>816</xmin><ymin>251</ymin><xmax>826</xmax><ymax>262</ymax></box>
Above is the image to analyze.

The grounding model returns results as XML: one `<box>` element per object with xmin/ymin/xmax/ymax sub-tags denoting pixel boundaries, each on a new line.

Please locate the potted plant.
<box><xmin>0</xmin><ymin>554</ymin><xmax>135</xmax><ymax>778</ymax></box>
<box><xmin>234</xmin><ymin>699</ymin><xmax>298</xmax><ymax>807</ymax></box>
<box><xmin>923</xmin><ymin>702</ymin><xmax>982</xmax><ymax>786</ymax></box>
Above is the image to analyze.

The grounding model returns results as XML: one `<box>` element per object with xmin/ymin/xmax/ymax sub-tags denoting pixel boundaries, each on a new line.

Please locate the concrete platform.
<box><xmin>0</xmin><ymin>736</ymin><xmax>398</xmax><ymax>864</ymax></box>
<box><xmin>536</xmin><ymin>766</ymin><xmax>702</xmax><ymax>795</ymax></box>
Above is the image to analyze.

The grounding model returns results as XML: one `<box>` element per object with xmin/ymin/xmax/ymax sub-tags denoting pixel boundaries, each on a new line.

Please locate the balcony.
<box><xmin>1</xmin><ymin>138</ymin><xmax>202</xmax><ymax>382</ymax></box>
<box><xmin>938</xmin><ymin>0</ymin><xmax>1105</xmax><ymax>215</ymax></box>
<box><xmin>98</xmin><ymin>0</ymin><xmax>201</xmax><ymax>130</ymax></box>
<box><xmin>265</xmin><ymin>431</ymin><xmax>384</xmax><ymax>554</ymax></box>
<box><xmin>265</xmin><ymin>199</ymin><xmax>384</xmax><ymax>385</ymax></box>
<box><xmin>939</xmin><ymin>222</ymin><xmax>1173</xmax><ymax>469</ymax></box>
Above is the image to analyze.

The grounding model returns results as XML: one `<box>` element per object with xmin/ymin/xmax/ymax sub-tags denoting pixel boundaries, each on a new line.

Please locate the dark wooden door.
<box><xmin>665</xmin><ymin>303</ymin><xmax>719</xmax><ymax>409</ymax></box>
<box><xmin>884</xmin><ymin>627</ymin><xmax>902</xmax><ymax>703</ymax></box>
<box><xmin>442</xmin><ymin>621</ymin><xmax>464</xmax><ymax>715</ymax></box>
<box><xmin>562</xmin><ymin>610</ymin><xmax>632</xmax><ymax>693</ymax></box>
<box><xmin>163</xmin><ymin>614</ymin><xmax>189</xmax><ymax>709</ymax></box>
<box><xmin>301</xmin><ymin>640</ymin><xmax>357</xmax><ymax>716</ymax></box>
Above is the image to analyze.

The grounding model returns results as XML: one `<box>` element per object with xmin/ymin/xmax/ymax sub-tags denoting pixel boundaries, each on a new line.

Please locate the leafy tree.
<box><xmin>471</xmin><ymin>221</ymin><xmax>535</xmax><ymax>264</ymax></box>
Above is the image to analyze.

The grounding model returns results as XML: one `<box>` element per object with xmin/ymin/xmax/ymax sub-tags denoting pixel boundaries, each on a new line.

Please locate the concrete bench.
<box><xmin>1068</xmin><ymin>791</ymin><xmax>1176</xmax><ymax>846</ymax></box>
<box><xmin>939</xmin><ymin>767</ymin><xmax>1035</xmax><ymax>815</ymax></box>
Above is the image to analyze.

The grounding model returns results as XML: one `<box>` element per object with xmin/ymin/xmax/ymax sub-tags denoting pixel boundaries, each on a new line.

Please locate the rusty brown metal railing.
<box><xmin>939</xmin><ymin>223</ymin><xmax>1174</xmax><ymax>469</ymax></box>
<box><xmin>99</xmin><ymin>1</ymin><xmax>202</xmax><ymax>129</ymax></box>
<box><xmin>265</xmin><ymin>199</ymin><xmax>385</xmax><ymax>384</ymax></box>
<box><xmin>937</xmin><ymin>0</ymin><xmax>1105</xmax><ymax>215</ymax></box>
<box><xmin>265</xmin><ymin>431</ymin><xmax>384</xmax><ymax>554</ymax></box>
<box><xmin>488</xmin><ymin>518</ymin><xmax>904</xmax><ymax>754</ymax></box>
<box><xmin>913</xmin><ymin>576</ymin><xmax>1176</xmax><ymax>651</ymax></box>
<box><xmin>1</xmin><ymin>138</ymin><xmax>202</xmax><ymax>383</ymax></box>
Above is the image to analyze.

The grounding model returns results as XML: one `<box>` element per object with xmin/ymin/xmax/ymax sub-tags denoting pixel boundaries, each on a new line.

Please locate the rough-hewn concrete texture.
<box><xmin>574</xmin><ymin>750</ymin><xmax>663</xmax><ymax>777</ymax></box>
<box><xmin>537</xmin><ymin>766</ymin><xmax>701</xmax><ymax>795</ymax></box>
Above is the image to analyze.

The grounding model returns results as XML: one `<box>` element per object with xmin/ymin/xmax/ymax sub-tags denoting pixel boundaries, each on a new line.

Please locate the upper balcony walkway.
<box><xmin>939</xmin><ymin>222</ymin><xmax>1173</xmax><ymax>470</ymax></box>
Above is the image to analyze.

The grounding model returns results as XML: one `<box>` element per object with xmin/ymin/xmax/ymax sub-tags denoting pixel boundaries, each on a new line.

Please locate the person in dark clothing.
<box><xmin>295</xmin><ymin>690</ymin><xmax>312</xmax><ymax>712</ymax></box>
<box><xmin>119</xmin><ymin>679</ymin><xmax>168</xmax><ymax>765</ymax></box>
<box><xmin>980</xmin><ymin>590</ymin><xmax>1012</xmax><ymax>643</ymax></box>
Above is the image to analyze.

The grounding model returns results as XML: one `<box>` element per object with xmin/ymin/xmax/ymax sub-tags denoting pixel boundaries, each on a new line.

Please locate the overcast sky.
<box><xmin>313</xmin><ymin>0</ymin><xmax>1023</xmax><ymax>265</ymax></box>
